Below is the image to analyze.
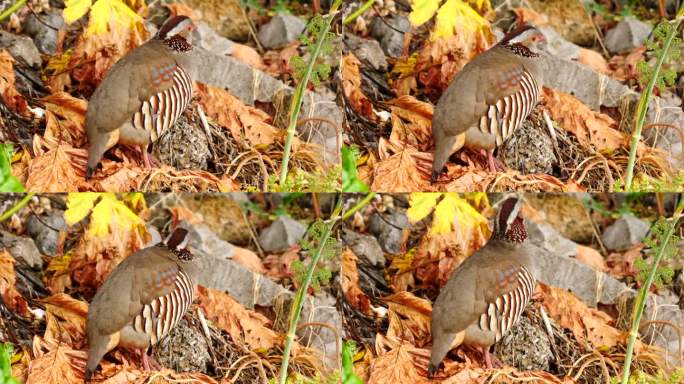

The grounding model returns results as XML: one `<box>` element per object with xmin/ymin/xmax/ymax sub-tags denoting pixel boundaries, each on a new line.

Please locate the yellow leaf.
<box><xmin>434</xmin><ymin>0</ymin><xmax>490</xmax><ymax>40</ymax></box>
<box><xmin>63</xmin><ymin>0</ymin><xmax>92</xmax><ymax>24</ymax></box>
<box><xmin>64</xmin><ymin>193</ymin><xmax>100</xmax><ymax>226</ymax></box>
<box><xmin>86</xmin><ymin>0</ymin><xmax>142</xmax><ymax>36</ymax></box>
<box><xmin>409</xmin><ymin>0</ymin><xmax>442</xmax><ymax>26</ymax></box>
<box><xmin>432</xmin><ymin>193</ymin><xmax>488</xmax><ymax>235</ymax></box>
<box><xmin>89</xmin><ymin>193</ymin><xmax>144</xmax><ymax>238</ymax></box>
<box><xmin>123</xmin><ymin>192</ymin><xmax>146</xmax><ymax>211</ymax></box>
<box><xmin>407</xmin><ymin>193</ymin><xmax>441</xmax><ymax>223</ymax></box>
<box><xmin>389</xmin><ymin>248</ymin><xmax>416</xmax><ymax>274</ymax></box>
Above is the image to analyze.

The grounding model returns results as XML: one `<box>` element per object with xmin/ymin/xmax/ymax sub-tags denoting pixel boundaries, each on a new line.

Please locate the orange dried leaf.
<box><xmin>42</xmin><ymin>92</ymin><xmax>88</xmax><ymax>147</ymax></box>
<box><xmin>578</xmin><ymin>48</ymin><xmax>610</xmax><ymax>75</ymax></box>
<box><xmin>383</xmin><ymin>291</ymin><xmax>432</xmax><ymax>346</ymax></box>
<box><xmin>27</xmin><ymin>337</ymin><xmax>86</xmax><ymax>384</ymax></box>
<box><xmin>606</xmin><ymin>243</ymin><xmax>644</xmax><ymax>278</ymax></box>
<box><xmin>232</xmin><ymin>246</ymin><xmax>266</xmax><ymax>274</ymax></box>
<box><xmin>231</xmin><ymin>43</ymin><xmax>266</xmax><ymax>70</ymax></box>
<box><xmin>0</xmin><ymin>49</ymin><xmax>29</xmax><ymax>115</ymax></box>
<box><xmin>42</xmin><ymin>294</ymin><xmax>88</xmax><ymax>345</ymax></box>
<box><xmin>26</xmin><ymin>139</ymin><xmax>86</xmax><ymax>192</ymax></box>
<box><xmin>540</xmin><ymin>283</ymin><xmax>628</xmax><ymax>349</ymax></box>
<box><xmin>388</xmin><ymin>96</ymin><xmax>434</xmax><ymax>152</ymax></box>
<box><xmin>341</xmin><ymin>248</ymin><xmax>374</xmax><ymax>316</ymax></box>
<box><xmin>575</xmin><ymin>245</ymin><xmax>608</xmax><ymax>272</ymax></box>
<box><xmin>0</xmin><ymin>250</ymin><xmax>29</xmax><ymax>317</ymax></box>
<box><xmin>341</xmin><ymin>54</ymin><xmax>376</xmax><ymax>121</ymax></box>
<box><xmin>197</xmin><ymin>84</ymin><xmax>278</xmax><ymax>147</ymax></box>
<box><xmin>197</xmin><ymin>286</ymin><xmax>282</xmax><ymax>351</ymax></box>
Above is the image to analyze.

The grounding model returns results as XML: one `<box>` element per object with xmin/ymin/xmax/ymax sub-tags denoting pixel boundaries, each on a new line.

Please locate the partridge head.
<box><xmin>86</xmin><ymin>15</ymin><xmax>197</xmax><ymax>179</ymax></box>
<box><xmin>428</xmin><ymin>196</ymin><xmax>537</xmax><ymax>377</ymax></box>
<box><xmin>431</xmin><ymin>25</ymin><xmax>546</xmax><ymax>182</ymax></box>
<box><xmin>85</xmin><ymin>227</ymin><xmax>197</xmax><ymax>380</ymax></box>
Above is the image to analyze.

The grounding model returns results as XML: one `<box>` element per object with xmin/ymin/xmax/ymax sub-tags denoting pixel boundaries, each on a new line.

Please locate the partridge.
<box><xmin>86</xmin><ymin>16</ymin><xmax>196</xmax><ymax>179</ymax></box>
<box><xmin>85</xmin><ymin>227</ymin><xmax>196</xmax><ymax>380</ymax></box>
<box><xmin>431</xmin><ymin>25</ymin><xmax>546</xmax><ymax>182</ymax></box>
<box><xmin>428</xmin><ymin>197</ymin><xmax>536</xmax><ymax>377</ymax></box>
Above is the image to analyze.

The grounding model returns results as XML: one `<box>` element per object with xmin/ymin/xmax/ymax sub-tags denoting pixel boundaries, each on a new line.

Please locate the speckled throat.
<box><xmin>503</xmin><ymin>43</ymin><xmax>538</xmax><ymax>58</ymax></box>
<box><xmin>165</xmin><ymin>35</ymin><xmax>192</xmax><ymax>52</ymax></box>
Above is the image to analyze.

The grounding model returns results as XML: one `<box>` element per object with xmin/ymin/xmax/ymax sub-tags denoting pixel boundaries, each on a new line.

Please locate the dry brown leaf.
<box><xmin>27</xmin><ymin>337</ymin><xmax>86</xmax><ymax>384</ymax></box>
<box><xmin>263</xmin><ymin>245</ymin><xmax>300</xmax><ymax>280</ymax></box>
<box><xmin>540</xmin><ymin>283</ymin><xmax>630</xmax><ymax>349</ymax></box>
<box><xmin>575</xmin><ymin>245</ymin><xmax>608</xmax><ymax>272</ymax></box>
<box><xmin>197</xmin><ymin>84</ymin><xmax>279</xmax><ymax>147</ymax></box>
<box><xmin>341</xmin><ymin>248</ymin><xmax>374</xmax><ymax>316</ymax></box>
<box><xmin>26</xmin><ymin>137</ymin><xmax>87</xmax><ymax>192</ymax></box>
<box><xmin>232</xmin><ymin>246</ymin><xmax>266</xmax><ymax>274</ymax></box>
<box><xmin>578</xmin><ymin>48</ymin><xmax>610</xmax><ymax>75</ymax></box>
<box><xmin>383</xmin><ymin>291</ymin><xmax>432</xmax><ymax>347</ymax></box>
<box><xmin>67</xmin><ymin>19</ymin><xmax>147</xmax><ymax>93</ymax></box>
<box><xmin>197</xmin><ymin>286</ymin><xmax>282</xmax><ymax>351</ymax></box>
<box><xmin>544</xmin><ymin>88</ymin><xmax>627</xmax><ymax>153</ymax></box>
<box><xmin>513</xmin><ymin>7</ymin><xmax>548</xmax><ymax>25</ymax></box>
<box><xmin>0</xmin><ymin>250</ymin><xmax>29</xmax><ymax>317</ymax></box>
<box><xmin>367</xmin><ymin>139</ymin><xmax>434</xmax><ymax>192</ymax></box>
<box><xmin>341</xmin><ymin>54</ymin><xmax>377</xmax><ymax>121</ymax></box>
<box><xmin>231</xmin><ymin>43</ymin><xmax>266</xmax><ymax>70</ymax></box>
<box><xmin>606</xmin><ymin>243</ymin><xmax>644</xmax><ymax>278</ymax></box>
<box><xmin>42</xmin><ymin>92</ymin><xmax>88</xmax><ymax>147</ymax></box>
<box><xmin>609</xmin><ymin>47</ymin><xmax>645</xmax><ymax>82</ymax></box>
<box><xmin>42</xmin><ymin>294</ymin><xmax>88</xmax><ymax>345</ymax></box>
<box><xmin>0</xmin><ymin>49</ymin><xmax>28</xmax><ymax>115</ymax></box>
<box><xmin>165</xmin><ymin>3</ymin><xmax>199</xmax><ymax>19</ymax></box>
<box><xmin>169</xmin><ymin>206</ymin><xmax>204</xmax><ymax>226</ymax></box>
<box><xmin>388</xmin><ymin>96</ymin><xmax>434</xmax><ymax>152</ymax></box>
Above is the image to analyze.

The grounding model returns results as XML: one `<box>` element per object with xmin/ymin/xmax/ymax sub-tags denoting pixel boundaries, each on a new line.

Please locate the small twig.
<box><xmin>240</xmin><ymin>2</ymin><xmax>264</xmax><ymax>54</ymax></box>
<box><xmin>539</xmin><ymin>306</ymin><xmax>559</xmax><ymax>363</ymax></box>
<box><xmin>0</xmin><ymin>0</ymin><xmax>28</xmax><ymax>23</ymax></box>
<box><xmin>0</xmin><ymin>193</ymin><xmax>35</xmax><ymax>222</ymax></box>
<box><xmin>296</xmin><ymin>321</ymin><xmax>342</xmax><ymax>372</ymax></box>
<box><xmin>638</xmin><ymin>319</ymin><xmax>684</xmax><ymax>368</ymax></box>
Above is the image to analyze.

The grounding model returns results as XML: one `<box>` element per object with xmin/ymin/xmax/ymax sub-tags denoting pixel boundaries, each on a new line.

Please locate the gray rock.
<box><xmin>0</xmin><ymin>231</ymin><xmax>43</xmax><ymax>269</ymax></box>
<box><xmin>368</xmin><ymin>211</ymin><xmax>409</xmax><ymax>255</ymax></box>
<box><xmin>25</xmin><ymin>213</ymin><xmax>66</xmax><ymax>256</ymax></box>
<box><xmin>370</xmin><ymin>15</ymin><xmax>410</xmax><ymax>58</ymax></box>
<box><xmin>183</xmin><ymin>223</ymin><xmax>235</xmax><ymax>261</ymax></box>
<box><xmin>297</xmin><ymin>292</ymin><xmax>343</xmax><ymax>369</ymax></box>
<box><xmin>23</xmin><ymin>11</ymin><xmax>65</xmax><ymax>55</ymax></box>
<box><xmin>345</xmin><ymin>33</ymin><xmax>388</xmax><ymax>71</ymax></box>
<box><xmin>342</xmin><ymin>229</ymin><xmax>386</xmax><ymax>267</ymax></box>
<box><xmin>154</xmin><ymin>317</ymin><xmax>211</xmax><ymax>373</ymax></box>
<box><xmin>526</xmin><ymin>221</ymin><xmax>578</xmax><ymax>260</ymax></box>
<box><xmin>538</xmin><ymin>25</ymin><xmax>581</xmax><ymax>61</ymax></box>
<box><xmin>258</xmin><ymin>215</ymin><xmax>307</xmax><ymax>253</ymax></box>
<box><xmin>258</xmin><ymin>13</ymin><xmax>306</xmax><ymax>49</ymax></box>
<box><xmin>196</xmin><ymin>21</ymin><xmax>234</xmax><ymax>56</ymax></box>
<box><xmin>604</xmin><ymin>17</ymin><xmax>652</xmax><ymax>54</ymax></box>
<box><xmin>0</xmin><ymin>30</ymin><xmax>41</xmax><ymax>68</ymax></box>
<box><xmin>601</xmin><ymin>214</ymin><xmax>651</xmax><ymax>251</ymax></box>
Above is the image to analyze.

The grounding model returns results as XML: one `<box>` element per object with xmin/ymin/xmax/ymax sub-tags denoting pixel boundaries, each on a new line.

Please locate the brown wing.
<box><xmin>86</xmin><ymin>41</ymin><xmax>178</xmax><ymax>135</ymax></box>
<box><xmin>87</xmin><ymin>246</ymin><xmax>180</xmax><ymax>336</ymax></box>
<box><xmin>432</xmin><ymin>46</ymin><xmax>527</xmax><ymax>138</ymax></box>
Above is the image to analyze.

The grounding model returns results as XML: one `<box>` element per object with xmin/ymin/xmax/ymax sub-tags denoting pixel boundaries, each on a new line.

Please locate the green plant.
<box><xmin>0</xmin><ymin>144</ymin><xmax>25</xmax><ymax>192</ymax></box>
<box><xmin>1</xmin><ymin>343</ymin><xmax>20</xmax><ymax>384</ymax></box>
<box><xmin>270</xmin><ymin>167</ymin><xmax>341</xmax><ymax>192</ymax></box>
<box><xmin>620</xmin><ymin>195</ymin><xmax>683</xmax><ymax>384</ymax></box>
<box><xmin>292</xmin><ymin>219</ymin><xmax>338</xmax><ymax>291</ymax></box>
<box><xmin>342</xmin><ymin>146</ymin><xmax>369</xmax><ymax>193</ymax></box>
<box><xmin>615</xmin><ymin>172</ymin><xmax>684</xmax><ymax>192</ymax></box>
<box><xmin>278</xmin><ymin>193</ymin><xmax>374</xmax><ymax>384</ymax></box>
<box><xmin>584</xmin><ymin>0</ymin><xmax>637</xmax><ymax>22</ymax></box>
<box><xmin>585</xmin><ymin>193</ymin><xmax>647</xmax><ymax>218</ymax></box>
<box><xmin>624</xmin><ymin>7</ymin><xmax>683</xmax><ymax>190</ymax></box>
<box><xmin>343</xmin><ymin>0</ymin><xmax>376</xmax><ymax>25</ymax></box>
<box><xmin>615</xmin><ymin>368</ymin><xmax>684</xmax><ymax>384</ymax></box>
<box><xmin>342</xmin><ymin>341</ymin><xmax>364</xmax><ymax>384</ymax></box>
<box><xmin>279</xmin><ymin>0</ymin><xmax>342</xmax><ymax>187</ymax></box>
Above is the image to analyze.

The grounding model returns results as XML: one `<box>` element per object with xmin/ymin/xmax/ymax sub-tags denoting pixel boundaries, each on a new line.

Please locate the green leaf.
<box><xmin>1</xmin><ymin>343</ymin><xmax>20</xmax><ymax>384</ymax></box>
<box><xmin>342</xmin><ymin>146</ymin><xmax>369</xmax><ymax>193</ymax></box>
<box><xmin>0</xmin><ymin>144</ymin><xmax>25</xmax><ymax>193</ymax></box>
<box><xmin>342</xmin><ymin>341</ymin><xmax>364</xmax><ymax>384</ymax></box>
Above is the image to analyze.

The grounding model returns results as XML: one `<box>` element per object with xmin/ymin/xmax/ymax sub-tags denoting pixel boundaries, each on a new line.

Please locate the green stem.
<box><xmin>0</xmin><ymin>193</ymin><xmax>34</xmax><ymax>222</ymax></box>
<box><xmin>343</xmin><ymin>0</ymin><xmax>376</xmax><ymax>25</ymax></box>
<box><xmin>277</xmin><ymin>193</ymin><xmax>374</xmax><ymax>383</ymax></box>
<box><xmin>624</xmin><ymin>14</ymin><xmax>682</xmax><ymax>190</ymax></box>
<box><xmin>341</xmin><ymin>192</ymin><xmax>375</xmax><ymax>220</ymax></box>
<box><xmin>278</xmin><ymin>199</ymin><xmax>341</xmax><ymax>384</ymax></box>
<box><xmin>0</xmin><ymin>0</ymin><xmax>27</xmax><ymax>23</ymax></box>
<box><xmin>279</xmin><ymin>0</ymin><xmax>343</xmax><ymax>187</ymax></box>
<box><xmin>620</xmin><ymin>196</ymin><xmax>682</xmax><ymax>384</ymax></box>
